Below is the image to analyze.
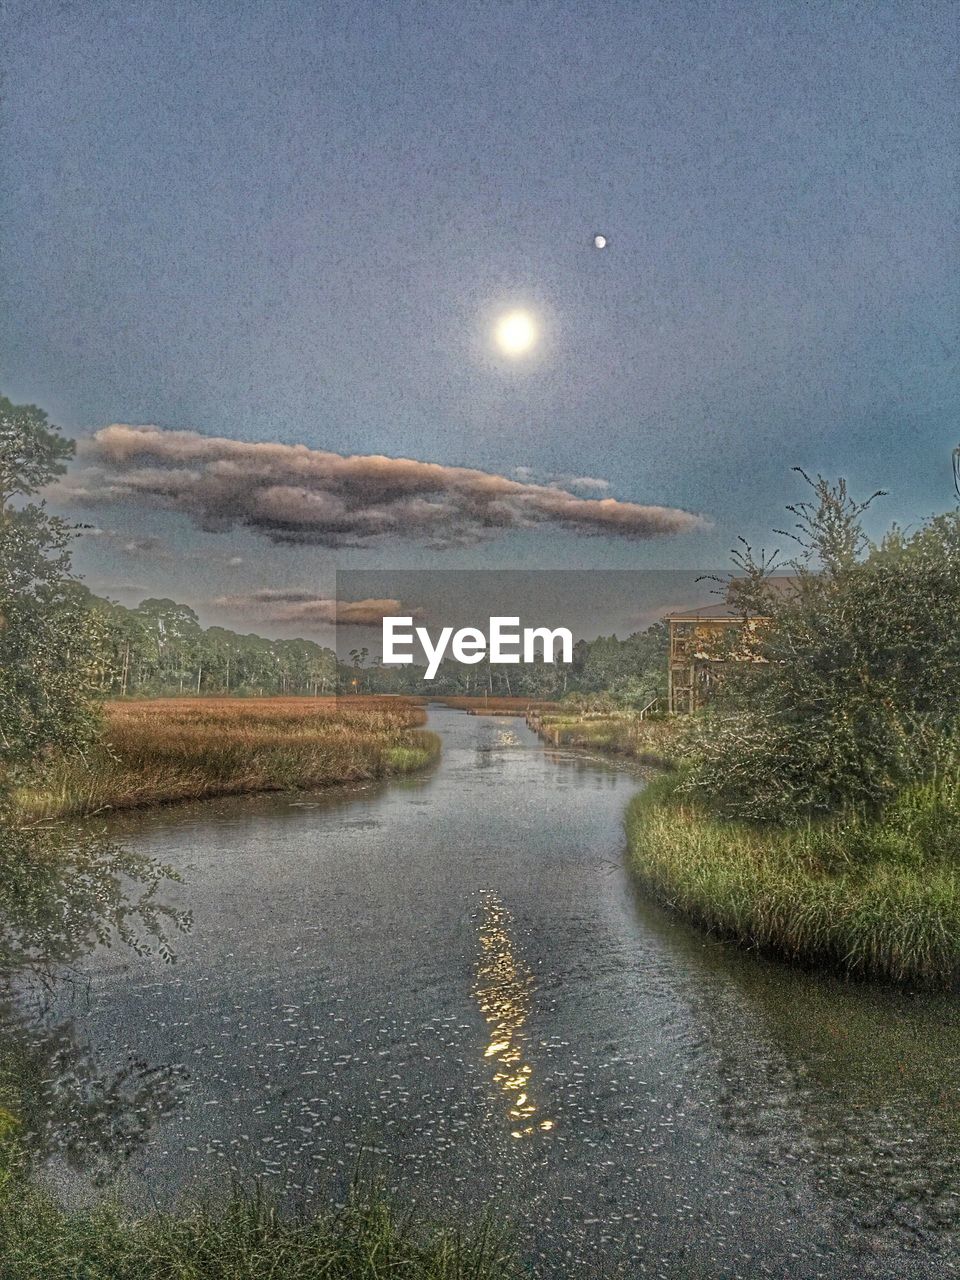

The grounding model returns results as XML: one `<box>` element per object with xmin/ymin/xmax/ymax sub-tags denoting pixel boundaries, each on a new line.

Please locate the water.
<box><xmin>20</xmin><ymin>707</ymin><xmax>960</xmax><ymax>1277</ymax></box>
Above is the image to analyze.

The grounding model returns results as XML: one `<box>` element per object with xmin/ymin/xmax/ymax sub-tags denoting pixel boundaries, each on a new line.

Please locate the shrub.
<box><xmin>684</xmin><ymin>474</ymin><xmax>960</xmax><ymax>822</ymax></box>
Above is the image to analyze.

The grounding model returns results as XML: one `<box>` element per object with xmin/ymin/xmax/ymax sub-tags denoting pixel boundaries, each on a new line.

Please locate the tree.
<box><xmin>0</xmin><ymin>398</ymin><xmax>106</xmax><ymax>776</ymax></box>
<box><xmin>0</xmin><ymin>397</ymin><xmax>73</xmax><ymax>505</ymax></box>
<box><xmin>0</xmin><ymin>391</ymin><xmax>189</xmax><ymax>1182</ymax></box>
<box><xmin>684</xmin><ymin>473</ymin><xmax>960</xmax><ymax>822</ymax></box>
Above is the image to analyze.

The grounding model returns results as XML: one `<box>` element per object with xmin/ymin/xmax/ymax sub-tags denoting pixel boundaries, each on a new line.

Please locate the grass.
<box><xmin>627</xmin><ymin>769</ymin><xmax>960</xmax><ymax>985</ymax></box>
<box><xmin>19</xmin><ymin>697</ymin><xmax>440</xmax><ymax>820</ymax></box>
<box><xmin>0</xmin><ymin>1178</ymin><xmax>523</xmax><ymax>1280</ymax></box>
<box><xmin>528</xmin><ymin>708</ymin><xmax>680</xmax><ymax>767</ymax></box>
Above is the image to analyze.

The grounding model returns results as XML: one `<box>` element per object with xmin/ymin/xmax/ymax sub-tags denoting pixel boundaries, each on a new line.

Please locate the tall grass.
<box><xmin>19</xmin><ymin>698</ymin><xmax>440</xmax><ymax>820</ymax></box>
<box><xmin>529</xmin><ymin>709</ymin><xmax>679</xmax><ymax>767</ymax></box>
<box><xmin>627</xmin><ymin>770</ymin><xmax>960</xmax><ymax>984</ymax></box>
<box><xmin>0</xmin><ymin>1179</ymin><xmax>522</xmax><ymax>1280</ymax></box>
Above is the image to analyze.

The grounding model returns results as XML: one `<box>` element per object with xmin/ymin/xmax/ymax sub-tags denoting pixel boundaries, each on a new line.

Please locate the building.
<box><xmin>664</xmin><ymin>578</ymin><xmax>795</xmax><ymax>714</ymax></box>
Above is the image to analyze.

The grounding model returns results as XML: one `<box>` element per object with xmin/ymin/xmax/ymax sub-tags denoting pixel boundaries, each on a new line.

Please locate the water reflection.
<box><xmin>473</xmin><ymin>723</ymin><xmax>523</xmax><ymax>766</ymax></box>
<box><xmin>0</xmin><ymin>998</ymin><xmax>187</xmax><ymax>1181</ymax></box>
<box><xmin>473</xmin><ymin>891</ymin><xmax>553</xmax><ymax>1139</ymax></box>
<box><xmin>23</xmin><ymin>705</ymin><xmax>960</xmax><ymax>1276</ymax></box>
<box><xmin>628</xmin><ymin>886</ymin><xmax>960</xmax><ymax>1249</ymax></box>
<box><xmin>0</xmin><ymin>820</ymin><xmax>190</xmax><ymax>1179</ymax></box>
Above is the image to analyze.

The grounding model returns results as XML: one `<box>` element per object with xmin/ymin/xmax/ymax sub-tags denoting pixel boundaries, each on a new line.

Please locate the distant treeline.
<box><xmin>84</xmin><ymin>589</ymin><xmax>667</xmax><ymax>704</ymax></box>
<box><xmin>349</xmin><ymin>627</ymin><xmax>668</xmax><ymax>704</ymax></box>
<box><xmin>86</xmin><ymin>592</ymin><xmax>339</xmax><ymax>697</ymax></box>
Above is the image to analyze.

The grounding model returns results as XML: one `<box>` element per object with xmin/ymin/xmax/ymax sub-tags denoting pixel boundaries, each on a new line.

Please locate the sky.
<box><xmin>2</xmin><ymin>0</ymin><xmax>957</xmax><ymax>639</ymax></box>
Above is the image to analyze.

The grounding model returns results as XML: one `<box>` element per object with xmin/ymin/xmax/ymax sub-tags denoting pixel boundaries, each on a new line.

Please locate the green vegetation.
<box><xmin>0</xmin><ymin>1180</ymin><xmax>521</xmax><ymax>1280</ymax></box>
<box><xmin>628</xmin><ymin>471</ymin><xmax>960</xmax><ymax>984</ymax></box>
<box><xmin>354</xmin><ymin>625</ymin><xmax>668</xmax><ymax>703</ymax></box>
<box><xmin>529</xmin><ymin>701</ymin><xmax>680</xmax><ymax>767</ymax></box>
<box><xmin>90</xmin><ymin>592</ymin><xmax>341</xmax><ymax>697</ymax></box>
<box><xmin>628</xmin><ymin>771</ymin><xmax>960</xmax><ymax>984</ymax></box>
<box><xmin>84</xmin><ymin>583</ymin><xmax>668</xmax><ymax>705</ymax></box>
<box><xmin>684</xmin><ymin>480</ymin><xmax>960</xmax><ymax>823</ymax></box>
<box><xmin>0</xmin><ymin>393</ymin><xmax>440</xmax><ymax>823</ymax></box>
<box><xmin>19</xmin><ymin>697</ymin><xmax>440</xmax><ymax>820</ymax></box>
<box><xmin>0</xmin><ymin>396</ymin><xmax>107</xmax><ymax>772</ymax></box>
<box><xmin>384</xmin><ymin>738</ymin><xmax>441</xmax><ymax>774</ymax></box>
<box><xmin>0</xmin><ymin>394</ymin><xmax>497</xmax><ymax>1276</ymax></box>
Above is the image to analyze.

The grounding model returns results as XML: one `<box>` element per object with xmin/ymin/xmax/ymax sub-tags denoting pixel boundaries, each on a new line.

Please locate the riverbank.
<box><xmin>627</xmin><ymin>771</ymin><xmax>960</xmax><ymax>985</ymax></box>
<box><xmin>526</xmin><ymin>707</ymin><xmax>679</xmax><ymax>767</ymax></box>
<box><xmin>432</xmin><ymin>696</ymin><xmax>557</xmax><ymax>716</ymax></box>
<box><xmin>18</xmin><ymin>697</ymin><xmax>440</xmax><ymax>820</ymax></box>
<box><xmin>516</xmin><ymin>704</ymin><xmax>960</xmax><ymax>985</ymax></box>
<box><xmin>0</xmin><ymin>1178</ymin><xmax>520</xmax><ymax>1280</ymax></box>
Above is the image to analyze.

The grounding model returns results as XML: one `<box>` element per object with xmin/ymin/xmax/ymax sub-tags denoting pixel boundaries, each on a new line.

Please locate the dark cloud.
<box><xmin>59</xmin><ymin>425</ymin><xmax>707</xmax><ymax>549</ymax></box>
<box><xmin>211</xmin><ymin>590</ymin><xmax>411</xmax><ymax>628</ymax></box>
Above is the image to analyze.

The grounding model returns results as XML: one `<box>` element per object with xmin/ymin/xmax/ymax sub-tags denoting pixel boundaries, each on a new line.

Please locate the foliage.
<box><xmin>0</xmin><ymin>395</ymin><xmax>192</xmax><ymax>1190</ymax></box>
<box><xmin>91</xmin><ymin>595</ymin><xmax>338</xmax><ymax>698</ymax></box>
<box><xmin>19</xmin><ymin>698</ymin><xmax>439</xmax><ymax>820</ymax></box>
<box><xmin>0</xmin><ymin>820</ymin><xmax>188</xmax><ymax>972</ymax></box>
<box><xmin>627</xmin><ymin>767</ymin><xmax>960</xmax><ymax>984</ymax></box>
<box><xmin>0</xmin><ymin>397</ymin><xmax>73</xmax><ymax>503</ymax></box>
<box><xmin>0</xmin><ymin>398</ymin><xmax>107</xmax><ymax>777</ymax></box>
<box><xmin>531</xmin><ymin>706</ymin><xmax>679</xmax><ymax>766</ymax></box>
<box><xmin>353</xmin><ymin>625</ymin><xmax>667</xmax><ymax>704</ymax></box>
<box><xmin>683</xmin><ymin>472</ymin><xmax>960</xmax><ymax>822</ymax></box>
<box><xmin>0</xmin><ymin>1177</ymin><xmax>522</xmax><ymax>1280</ymax></box>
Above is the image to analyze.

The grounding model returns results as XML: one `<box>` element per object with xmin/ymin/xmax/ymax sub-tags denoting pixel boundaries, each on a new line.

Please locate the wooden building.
<box><xmin>664</xmin><ymin>578</ymin><xmax>795</xmax><ymax>714</ymax></box>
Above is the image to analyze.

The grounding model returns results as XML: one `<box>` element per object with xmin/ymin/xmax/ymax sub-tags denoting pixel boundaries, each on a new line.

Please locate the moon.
<box><xmin>494</xmin><ymin>310</ymin><xmax>537</xmax><ymax>357</ymax></box>
<box><xmin>593</xmin><ymin>233</ymin><xmax>608</xmax><ymax>249</ymax></box>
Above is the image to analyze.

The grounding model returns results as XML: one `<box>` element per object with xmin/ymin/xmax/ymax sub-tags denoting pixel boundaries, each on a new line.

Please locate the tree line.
<box><xmin>86</xmin><ymin>589</ymin><xmax>668</xmax><ymax>704</ymax></box>
<box><xmin>347</xmin><ymin>626</ymin><xmax>668</xmax><ymax>704</ymax></box>
<box><xmin>86</xmin><ymin>592</ymin><xmax>339</xmax><ymax>698</ymax></box>
<box><xmin>1</xmin><ymin>390</ymin><xmax>668</xmax><ymax>705</ymax></box>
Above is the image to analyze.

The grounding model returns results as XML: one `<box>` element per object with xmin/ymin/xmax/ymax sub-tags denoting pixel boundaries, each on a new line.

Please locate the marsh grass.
<box><xmin>530</xmin><ymin>710</ymin><xmax>679</xmax><ymax>767</ymax></box>
<box><xmin>627</xmin><ymin>771</ymin><xmax>960</xmax><ymax>984</ymax></box>
<box><xmin>20</xmin><ymin>698</ymin><xmax>440</xmax><ymax>820</ymax></box>
<box><xmin>0</xmin><ymin>1179</ymin><xmax>522</xmax><ymax>1280</ymax></box>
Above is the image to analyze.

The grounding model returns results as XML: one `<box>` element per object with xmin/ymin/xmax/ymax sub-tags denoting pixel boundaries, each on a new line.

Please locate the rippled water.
<box><xmin>28</xmin><ymin>707</ymin><xmax>960</xmax><ymax>1277</ymax></box>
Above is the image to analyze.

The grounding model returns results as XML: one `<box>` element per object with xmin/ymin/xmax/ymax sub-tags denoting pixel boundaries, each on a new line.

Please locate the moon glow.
<box><xmin>494</xmin><ymin>310</ymin><xmax>537</xmax><ymax>356</ymax></box>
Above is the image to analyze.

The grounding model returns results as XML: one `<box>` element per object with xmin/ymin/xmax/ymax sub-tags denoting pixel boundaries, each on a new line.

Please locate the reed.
<box><xmin>627</xmin><ymin>771</ymin><xmax>960</xmax><ymax>985</ymax></box>
<box><xmin>19</xmin><ymin>697</ymin><xmax>440</xmax><ymax>820</ymax></box>
<box><xmin>0</xmin><ymin>1179</ymin><xmax>521</xmax><ymax>1280</ymax></box>
<box><xmin>529</xmin><ymin>709</ymin><xmax>680</xmax><ymax>767</ymax></box>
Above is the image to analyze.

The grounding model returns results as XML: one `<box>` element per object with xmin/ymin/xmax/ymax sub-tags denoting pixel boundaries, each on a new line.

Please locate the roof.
<box><xmin>665</xmin><ymin>575</ymin><xmax>798</xmax><ymax>623</ymax></box>
<box><xmin>664</xmin><ymin>601</ymin><xmax>752</xmax><ymax>622</ymax></box>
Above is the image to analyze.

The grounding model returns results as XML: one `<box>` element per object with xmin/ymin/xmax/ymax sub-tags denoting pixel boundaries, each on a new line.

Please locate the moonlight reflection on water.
<box><xmin>474</xmin><ymin>891</ymin><xmax>554</xmax><ymax>1139</ymax></box>
<box><xmin>24</xmin><ymin>707</ymin><xmax>960</xmax><ymax>1278</ymax></box>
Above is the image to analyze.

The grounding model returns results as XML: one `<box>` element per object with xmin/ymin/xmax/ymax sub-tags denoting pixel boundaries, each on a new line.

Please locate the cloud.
<box><xmin>58</xmin><ymin>425</ymin><xmax>707</xmax><ymax>548</ymax></box>
<box><xmin>81</xmin><ymin>527</ymin><xmax>170</xmax><ymax>558</ymax></box>
<box><xmin>211</xmin><ymin>590</ymin><xmax>410</xmax><ymax>628</ymax></box>
<box><xmin>513</xmin><ymin>466</ymin><xmax>611</xmax><ymax>495</ymax></box>
<box><xmin>548</xmin><ymin>475</ymin><xmax>611</xmax><ymax>495</ymax></box>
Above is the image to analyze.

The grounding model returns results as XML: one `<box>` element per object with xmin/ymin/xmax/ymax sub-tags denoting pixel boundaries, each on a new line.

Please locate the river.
<box><xmin>22</xmin><ymin>706</ymin><xmax>960</xmax><ymax>1278</ymax></box>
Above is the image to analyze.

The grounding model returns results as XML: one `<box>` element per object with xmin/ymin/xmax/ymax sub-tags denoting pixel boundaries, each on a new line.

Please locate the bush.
<box><xmin>627</xmin><ymin>767</ymin><xmax>960</xmax><ymax>983</ymax></box>
<box><xmin>684</xmin><ymin>475</ymin><xmax>960</xmax><ymax>822</ymax></box>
